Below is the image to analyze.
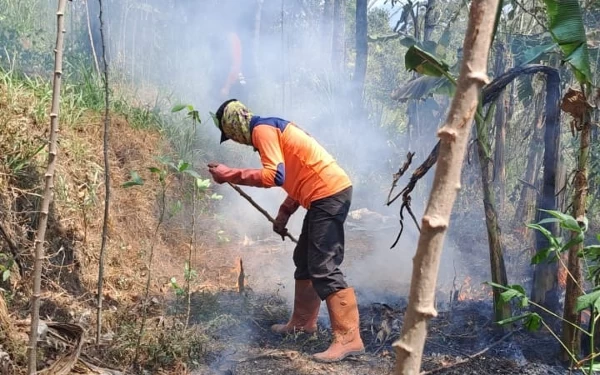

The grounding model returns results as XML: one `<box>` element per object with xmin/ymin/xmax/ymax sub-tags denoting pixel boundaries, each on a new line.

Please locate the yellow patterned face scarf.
<box><xmin>220</xmin><ymin>101</ymin><xmax>253</xmax><ymax>145</ymax></box>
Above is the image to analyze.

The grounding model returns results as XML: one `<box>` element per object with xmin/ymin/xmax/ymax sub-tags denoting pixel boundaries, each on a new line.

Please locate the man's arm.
<box><xmin>252</xmin><ymin>125</ymin><xmax>286</xmax><ymax>187</ymax></box>
<box><xmin>207</xmin><ymin>125</ymin><xmax>285</xmax><ymax>188</ymax></box>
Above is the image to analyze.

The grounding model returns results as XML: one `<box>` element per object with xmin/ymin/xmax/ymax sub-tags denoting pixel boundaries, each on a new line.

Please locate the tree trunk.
<box><xmin>423</xmin><ymin>0</ymin><xmax>437</xmax><ymax>42</ymax></box>
<box><xmin>477</xmin><ymin>139</ymin><xmax>510</xmax><ymax>322</ymax></box>
<box><xmin>562</xmin><ymin>116</ymin><xmax>591</xmax><ymax>360</ymax></box>
<box><xmin>393</xmin><ymin>0</ymin><xmax>499</xmax><ymax>373</ymax></box>
<box><xmin>321</xmin><ymin>0</ymin><xmax>334</xmax><ymax>63</ymax></box>
<box><xmin>353</xmin><ymin>0</ymin><xmax>368</xmax><ymax>100</ymax></box>
<box><xmin>96</xmin><ymin>0</ymin><xmax>110</xmax><ymax>346</ymax></box>
<box><xmin>331</xmin><ymin>0</ymin><xmax>346</xmax><ymax>73</ymax></box>
<box><xmin>492</xmin><ymin>42</ymin><xmax>507</xmax><ymax>211</ymax></box>
<box><xmin>530</xmin><ymin>70</ymin><xmax>561</xmax><ymax>312</ymax></box>
<box><xmin>28</xmin><ymin>1</ymin><xmax>68</xmax><ymax>373</ymax></box>
<box><xmin>515</xmin><ymin>92</ymin><xmax>544</xmax><ymax>224</ymax></box>
<box><xmin>253</xmin><ymin>0</ymin><xmax>264</xmax><ymax>80</ymax></box>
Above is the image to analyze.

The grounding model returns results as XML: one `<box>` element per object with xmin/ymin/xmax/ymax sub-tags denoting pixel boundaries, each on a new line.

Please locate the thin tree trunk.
<box><xmin>562</xmin><ymin>117</ymin><xmax>591</xmax><ymax>359</ymax></box>
<box><xmin>331</xmin><ymin>0</ymin><xmax>346</xmax><ymax>73</ymax></box>
<box><xmin>321</xmin><ymin>0</ymin><xmax>334</xmax><ymax>63</ymax></box>
<box><xmin>84</xmin><ymin>0</ymin><xmax>100</xmax><ymax>76</ymax></box>
<box><xmin>531</xmin><ymin>70</ymin><xmax>562</xmax><ymax>311</ymax></box>
<box><xmin>423</xmin><ymin>0</ymin><xmax>437</xmax><ymax>42</ymax></box>
<box><xmin>515</xmin><ymin>92</ymin><xmax>544</xmax><ymax>223</ymax></box>
<box><xmin>253</xmin><ymin>0</ymin><xmax>264</xmax><ymax>81</ymax></box>
<box><xmin>477</xmin><ymin>140</ymin><xmax>510</xmax><ymax>322</ymax></box>
<box><xmin>96</xmin><ymin>0</ymin><xmax>111</xmax><ymax>346</ymax></box>
<box><xmin>393</xmin><ymin>0</ymin><xmax>499</xmax><ymax>372</ymax></box>
<box><xmin>27</xmin><ymin>1</ymin><xmax>68</xmax><ymax>373</ymax></box>
<box><xmin>492</xmin><ymin>42</ymin><xmax>507</xmax><ymax>211</ymax></box>
<box><xmin>353</xmin><ymin>0</ymin><xmax>368</xmax><ymax>100</ymax></box>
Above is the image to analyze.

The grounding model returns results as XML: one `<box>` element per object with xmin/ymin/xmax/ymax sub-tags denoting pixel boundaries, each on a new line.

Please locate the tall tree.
<box><xmin>393</xmin><ymin>0</ymin><xmax>500</xmax><ymax>372</ymax></box>
<box><xmin>353</xmin><ymin>0</ymin><xmax>368</xmax><ymax>99</ymax></box>
<box><xmin>331</xmin><ymin>0</ymin><xmax>347</xmax><ymax>72</ymax></box>
<box><xmin>321</xmin><ymin>0</ymin><xmax>334</xmax><ymax>63</ymax></box>
<box><xmin>492</xmin><ymin>41</ymin><xmax>508</xmax><ymax>210</ymax></box>
<box><xmin>423</xmin><ymin>0</ymin><xmax>437</xmax><ymax>42</ymax></box>
<box><xmin>28</xmin><ymin>0</ymin><xmax>68</xmax><ymax>373</ymax></box>
<box><xmin>537</xmin><ymin>0</ymin><xmax>594</xmax><ymax>359</ymax></box>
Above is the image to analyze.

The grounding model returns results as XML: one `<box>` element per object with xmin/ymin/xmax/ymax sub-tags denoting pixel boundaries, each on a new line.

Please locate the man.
<box><xmin>209</xmin><ymin>30</ymin><xmax>246</xmax><ymax>103</ymax></box>
<box><xmin>208</xmin><ymin>99</ymin><xmax>365</xmax><ymax>362</ymax></box>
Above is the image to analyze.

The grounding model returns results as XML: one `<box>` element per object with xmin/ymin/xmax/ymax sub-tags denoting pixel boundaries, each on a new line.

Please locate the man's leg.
<box><xmin>305</xmin><ymin>187</ymin><xmax>365</xmax><ymax>362</ymax></box>
<box><xmin>271</xmin><ymin>214</ymin><xmax>321</xmax><ymax>334</ymax></box>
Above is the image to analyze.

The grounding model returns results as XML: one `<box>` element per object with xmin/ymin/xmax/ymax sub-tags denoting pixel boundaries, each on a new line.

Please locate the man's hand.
<box><xmin>273</xmin><ymin>212</ymin><xmax>290</xmax><ymax>240</ymax></box>
<box><xmin>272</xmin><ymin>196</ymin><xmax>299</xmax><ymax>241</ymax></box>
<box><xmin>207</xmin><ymin>163</ymin><xmax>232</xmax><ymax>184</ymax></box>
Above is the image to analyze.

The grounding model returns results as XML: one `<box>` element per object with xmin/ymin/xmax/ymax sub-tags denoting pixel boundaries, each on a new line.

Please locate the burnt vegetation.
<box><xmin>0</xmin><ymin>0</ymin><xmax>599</xmax><ymax>374</ymax></box>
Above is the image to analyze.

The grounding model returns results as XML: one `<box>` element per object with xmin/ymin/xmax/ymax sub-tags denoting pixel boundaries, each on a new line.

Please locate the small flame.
<box><xmin>456</xmin><ymin>276</ymin><xmax>492</xmax><ymax>301</ymax></box>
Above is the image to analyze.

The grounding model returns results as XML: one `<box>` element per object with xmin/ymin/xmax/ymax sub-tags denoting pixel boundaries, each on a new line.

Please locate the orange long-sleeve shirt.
<box><xmin>250</xmin><ymin>116</ymin><xmax>351</xmax><ymax>208</ymax></box>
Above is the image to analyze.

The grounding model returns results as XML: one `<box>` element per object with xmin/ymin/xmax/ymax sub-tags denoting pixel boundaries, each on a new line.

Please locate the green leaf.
<box><xmin>149</xmin><ymin>167</ymin><xmax>161</xmax><ymax>174</ymax></box>
<box><xmin>184</xmin><ymin>169</ymin><xmax>201</xmax><ymax>179</ymax></box>
<box><xmin>500</xmin><ymin>285</ymin><xmax>527</xmax><ymax>304</ymax></box>
<box><xmin>405</xmin><ymin>45</ymin><xmax>451</xmax><ymax>77</ymax></box>
<box><xmin>517</xmin><ymin>43</ymin><xmax>557</xmax><ymax>65</ymax></box>
<box><xmin>524</xmin><ymin>313</ymin><xmax>542</xmax><ymax>331</ymax></box>
<box><xmin>399</xmin><ymin>36</ymin><xmax>419</xmax><ymax>48</ymax></box>
<box><xmin>171</xmin><ymin>104</ymin><xmax>187</xmax><ymax>113</ymax></box>
<box><xmin>392</xmin><ymin>76</ymin><xmax>454</xmax><ymax>102</ymax></box>
<box><xmin>576</xmin><ymin>290</ymin><xmax>600</xmax><ymax>313</ymax></box>
<box><xmin>583</xmin><ymin>245</ymin><xmax>600</xmax><ymax>257</ymax></box>
<box><xmin>196</xmin><ymin>178</ymin><xmax>211</xmax><ymax>190</ymax></box>
<box><xmin>210</xmin><ymin>111</ymin><xmax>220</xmax><ymax>129</ymax></box>
<box><xmin>496</xmin><ymin>313</ymin><xmax>532</xmax><ymax>326</ymax></box>
<box><xmin>176</xmin><ymin>160</ymin><xmax>190</xmax><ymax>172</ymax></box>
<box><xmin>536</xmin><ymin>217</ymin><xmax>560</xmax><ymax>226</ymax></box>
<box><xmin>210</xmin><ymin>193</ymin><xmax>223</xmax><ymax>200</ymax></box>
<box><xmin>2</xmin><ymin>270</ymin><xmax>10</xmax><ymax>282</ymax></box>
<box><xmin>526</xmin><ymin>223</ymin><xmax>558</xmax><ymax>247</ymax></box>
<box><xmin>543</xmin><ymin>0</ymin><xmax>592</xmax><ymax>84</ymax></box>
<box><xmin>121</xmin><ymin>171</ymin><xmax>144</xmax><ymax>188</ymax></box>
<box><xmin>561</xmin><ymin>232</ymin><xmax>585</xmax><ymax>253</ymax></box>
<box><xmin>539</xmin><ymin>209</ymin><xmax>580</xmax><ymax>232</ymax></box>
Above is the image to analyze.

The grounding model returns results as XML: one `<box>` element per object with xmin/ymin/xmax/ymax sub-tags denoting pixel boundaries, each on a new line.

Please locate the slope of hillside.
<box><xmin>0</xmin><ymin>68</ymin><xmax>212</xmax><ymax>372</ymax></box>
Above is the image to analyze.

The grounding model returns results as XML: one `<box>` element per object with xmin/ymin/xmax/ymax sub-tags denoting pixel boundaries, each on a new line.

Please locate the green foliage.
<box><xmin>528</xmin><ymin>209</ymin><xmax>586</xmax><ymax>265</ymax></box>
<box><xmin>543</xmin><ymin>0</ymin><xmax>592</xmax><ymax>84</ymax></box>
<box><xmin>0</xmin><ymin>253</ymin><xmax>14</xmax><ymax>282</ymax></box>
<box><xmin>489</xmin><ymin>210</ymin><xmax>600</xmax><ymax>372</ymax></box>
<box><xmin>404</xmin><ymin>45</ymin><xmax>452</xmax><ymax>78</ymax></box>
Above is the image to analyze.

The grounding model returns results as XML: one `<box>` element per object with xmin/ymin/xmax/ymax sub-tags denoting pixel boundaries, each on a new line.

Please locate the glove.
<box><xmin>273</xmin><ymin>196</ymin><xmax>300</xmax><ymax>240</ymax></box>
<box><xmin>208</xmin><ymin>163</ymin><xmax>264</xmax><ymax>187</ymax></box>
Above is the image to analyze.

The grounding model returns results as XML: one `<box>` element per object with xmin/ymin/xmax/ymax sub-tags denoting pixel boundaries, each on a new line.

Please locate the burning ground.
<box><xmin>172</xmin><ymin>212</ymin><xmax>569</xmax><ymax>375</ymax></box>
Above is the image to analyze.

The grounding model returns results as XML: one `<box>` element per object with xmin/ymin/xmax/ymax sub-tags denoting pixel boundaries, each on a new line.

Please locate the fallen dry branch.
<box><xmin>233</xmin><ymin>349</ymin><xmax>301</xmax><ymax>362</ymax></box>
<box><xmin>39</xmin><ymin>321</ymin><xmax>84</xmax><ymax>375</ymax></box>
<box><xmin>419</xmin><ymin>331</ymin><xmax>514</xmax><ymax>375</ymax></box>
<box><xmin>226</xmin><ymin>182</ymin><xmax>298</xmax><ymax>243</ymax></box>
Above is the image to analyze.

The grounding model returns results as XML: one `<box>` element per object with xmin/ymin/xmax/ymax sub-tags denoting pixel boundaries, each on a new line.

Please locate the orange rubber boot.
<box><xmin>271</xmin><ymin>279</ymin><xmax>321</xmax><ymax>334</ymax></box>
<box><xmin>313</xmin><ymin>288</ymin><xmax>365</xmax><ymax>362</ymax></box>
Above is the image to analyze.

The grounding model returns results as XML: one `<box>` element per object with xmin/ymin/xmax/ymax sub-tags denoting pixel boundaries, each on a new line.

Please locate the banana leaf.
<box><xmin>543</xmin><ymin>0</ymin><xmax>592</xmax><ymax>84</ymax></box>
<box><xmin>404</xmin><ymin>45</ymin><xmax>451</xmax><ymax>78</ymax></box>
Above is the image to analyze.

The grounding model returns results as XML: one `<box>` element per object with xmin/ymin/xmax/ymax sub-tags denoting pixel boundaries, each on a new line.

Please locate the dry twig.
<box><xmin>226</xmin><ymin>182</ymin><xmax>298</xmax><ymax>243</ymax></box>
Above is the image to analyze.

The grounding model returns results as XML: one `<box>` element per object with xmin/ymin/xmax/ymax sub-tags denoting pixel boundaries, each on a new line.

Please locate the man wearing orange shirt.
<box><xmin>208</xmin><ymin>99</ymin><xmax>365</xmax><ymax>362</ymax></box>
